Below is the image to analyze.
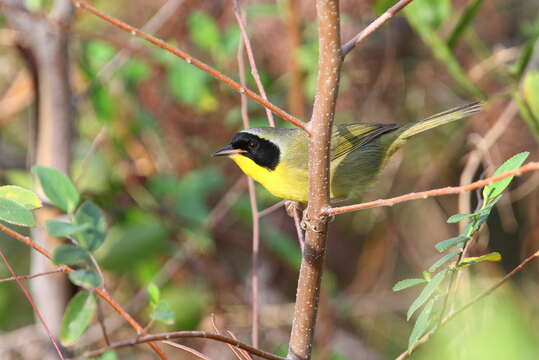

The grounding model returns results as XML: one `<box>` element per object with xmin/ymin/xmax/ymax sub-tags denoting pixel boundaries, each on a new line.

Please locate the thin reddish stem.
<box><xmin>341</xmin><ymin>0</ymin><xmax>415</xmax><ymax>57</ymax></box>
<box><xmin>68</xmin><ymin>0</ymin><xmax>307</xmax><ymax>132</ymax></box>
<box><xmin>324</xmin><ymin>162</ymin><xmax>539</xmax><ymax>216</ymax></box>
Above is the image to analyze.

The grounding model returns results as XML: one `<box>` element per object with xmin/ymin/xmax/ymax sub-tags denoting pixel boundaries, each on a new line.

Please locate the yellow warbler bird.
<box><xmin>214</xmin><ymin>102</ymin><xmax>482</xmax><ymax>203</ymax></box>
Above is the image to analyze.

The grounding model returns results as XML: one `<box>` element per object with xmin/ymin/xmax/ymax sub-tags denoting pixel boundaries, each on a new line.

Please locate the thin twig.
<box><xmin>258</xmin><ymin>200</ymin><xmax>285</xmax><ymax>218</ymax></box>
<box><xmin>0</xmin><ymin>223</ymin><xmax>168</xmax><ymax>359</ymax></box>
<box><xmin>237</xmin><ymin>29</ymin><xmax>260</xmax><ymax>349</ymax></box>
<box><xmin>210</xmin><ymin>315</ymin><xmax>251</xmax><ymax>360</ymax></box>
<box><xmin>341</xmin><ymin>0</ymin><xmax>415</xmax><ymax>57</ymax></box>
<box><xmin>73</xmin><ymin>331</ymin><xmax>287</xmax><ymax>360</ymax></box>
<box><xmin>95</xmin><ymin>297</ymin><xmax>111</xmax><ymax>346</ymax></box>
<box><xmin>324</xmin><ymin>162</ymin><xmax>539</xmax><ymax>216</ymax></box>
<box><xmin>233</xmin><ymin>0</ymin><xmax>275</xmax><ymax>127</ymax></box>
<box><xmin>396</xmin><ymin>250</ymin><xmax>539</xmax><ymax>360</ymax></box>
<box><xmin>68</xmin><ymin>0</ymin><xmax>307</xmax><ymax>132</ymax></box>
<box><xmin>0</xmin><ymin>268</ymin><xmax>65</xmax><ymax>283</ymax></box>
<box><xmin>0</xmin><ymin>249</ymin><xmax>65</xmax><ymax>360</ymax></box>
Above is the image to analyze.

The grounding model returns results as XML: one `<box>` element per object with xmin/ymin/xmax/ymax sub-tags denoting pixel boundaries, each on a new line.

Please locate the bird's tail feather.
<box><xmin>384</xmin><ymin>102</ymin><xmax>482</xmax><ymax>161</ymax></box>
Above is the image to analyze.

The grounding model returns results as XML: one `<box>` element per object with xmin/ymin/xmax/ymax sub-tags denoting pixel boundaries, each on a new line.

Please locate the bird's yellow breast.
<box><xmin>230</xmin><ymin>154</ymin><xmax>308</xmax><ymax>202</ymax></box>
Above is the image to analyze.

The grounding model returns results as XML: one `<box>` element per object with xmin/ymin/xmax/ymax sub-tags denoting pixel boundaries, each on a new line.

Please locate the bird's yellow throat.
<box><xmin>229</xmin><ymin>154</ymin><xmax>308</xmax><ymax>202</ymax></box>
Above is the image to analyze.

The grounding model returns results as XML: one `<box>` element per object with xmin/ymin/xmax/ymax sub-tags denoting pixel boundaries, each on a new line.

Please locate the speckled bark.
<box><xmin>287</xmin><ymin>1</ymin><xmax>342</xmax><ymax>359</ymax></box>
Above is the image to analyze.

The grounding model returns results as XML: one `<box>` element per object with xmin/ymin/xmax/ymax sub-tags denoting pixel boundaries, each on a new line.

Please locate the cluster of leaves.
<box><xmin>0</xmin><ymin>166</ymin><xmax>175</xmax><ymax>345</ymax></box>
<box><xmin>393</xmin><ymin>152</ymin><xmax>530</xmax><ymax>353</ymax></box>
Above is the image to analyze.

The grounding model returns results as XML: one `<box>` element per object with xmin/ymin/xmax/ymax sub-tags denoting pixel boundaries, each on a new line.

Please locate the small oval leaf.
<box><xmin>60</xmin><ymin>291</ymin><xmax>97</xmax><ymax>345</ymax></box>
<box><xmin>408</xmin><ymin>298</ymin><xmax>435</xmax><ymax>352</ymax></box>
<box><xmin>483</xmin><ymin>152</ymin><xmax>530</xmax><ymax>201</ymax></box>
<box><xmin>407</xmin><ymin>269</ymin><xmax>448</xmax><ymax>320</ymax></box>
<box><xmin>46</xmin><ymin>220</ymin><xmax>91</xmax><ymax>238</ymax></box>
<box><xmin>32</xmin><ymin>166</ymin><xmax>80</xmax><ymax>213</ymax></box>
<box><xmin>73</xmin><ymin>201</ymin><xmax>107</xmax><ymax>251</ymax></box>
<box><xmin>428</xmin><ymin>250</ymin><xmax>460</xmax><ymax>272</ymax></box>
<box><xmin>68</xmin><ymin>269</ymin><xmax>102</xmax><ymax>289</ymax></box>
<box><xmin>0</xmin><ymin>197</ymin><xmax>36</xmax><ymax>227</ymax></box>
<box><xmin>0</xmin><ymin>185</ymin><xmax>41</xmax><ymax>209</ymax></box>
<box><xmin>393</xmin><ymin>278</ymin><xmax>428</xmax><ymax>292</ymax></box>
<box><xmin>151</xmin><ymin>300</ymin><xmax>175</xmax><ymax>325</ymax></box>
<box><xmin>435</xmin><ymin>236</ymin><xmax>469</xmax><ymax>252</ymax></box>
<box><xmin>53</xmin><ymin>245</ymin><xmax>89</xmax><ymax>266</ymax></box>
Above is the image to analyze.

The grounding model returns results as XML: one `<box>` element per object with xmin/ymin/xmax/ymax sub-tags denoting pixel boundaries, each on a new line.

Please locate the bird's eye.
<box><xmin>248</xmin><ymin>141</ymin><xmax>258</xmax><ymax>151</ymax></box>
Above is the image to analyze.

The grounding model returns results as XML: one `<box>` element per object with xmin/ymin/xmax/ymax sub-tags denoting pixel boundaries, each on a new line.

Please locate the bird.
<box><xmin>214</xmin><ymin>102</ymin><xmax>482</xmax><ymax>203</ymax></box>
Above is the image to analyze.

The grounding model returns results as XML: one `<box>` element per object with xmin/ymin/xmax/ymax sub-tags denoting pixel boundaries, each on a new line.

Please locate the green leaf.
<box><xmin>68</xmin><ymin>269</ymin><xmax>102</xmax><ymax>289</ymax></box>
<box><xmin>53</xmin><ymin>244</ymin><xmax>89</xmax><ymax>266</ymax></box>
<box><xmin>32</xmin><ymin>166</ymin><xmax>80</xmax><ymax>213</ymax></box>
<box><xmin>60</xmin><ymin>291</ymin><xmax>97</xmax><ymax>345</ymax></box>
<box><xmin>0</xmin><ymin>197</ymin><xmax>36</xmax><ymax>227</ymax></box>
<box><xmin>151</xmin><ymin>300</ymin><xmax>175</xmax><ymax>325</ymax></box>
<box><xmin>393</xmin><ymin>278</ymin><xmax>428</xmax><ymax>292</ymax></box>
<box><xmin>404</xmin><ymin>0</ymin><xmax>451</xmax><ymax>30</ymax></box>
<box><xmin>428</xmin><ymin>250</ymin><xmax>460</xmax><ymax>272</ymax></box>
<box><xmin>407</xmin><ymin>269</ymin><xmax>448</xmax><ymax>320</ymax></box>
<box><xmin>447</xmin><ymin>0</ymin><xmax>485</xmax><ymax>49</ymax></box>
<box><xmin>459</xmin><ymin>252</ymin><xmax>502</xmax><ymax>268</ymax></box>
<box><xmin>447</xmin><ymin>213</ymin><xmax>476</xmax><ymax>223</ymax></box>
<box><xmin>523</xmin><ymin>71</ymin><xmax>539</xmax><ymax>121</ymax></box>
<box><xmin>435</xmin><ymin>236</ymin><xmax>469</xmax><ymax>252</ymax></box>
<box><xmin>483</xmin><ymin>152</ymin><xmax>530</xmax><ymax>201</ymax></box>
<box><xmin>408</xmin><ymin>298</ymin><xmax>435</xmax><ymax>352</ymax></box>
<box><xmin>147</xmin><ymin>282</ymin><xmax>160</xmax><ymax>305</ymax></box>
<box><xmin>188</xmin><ymin>11</ymin><xmax>220</xmax><ymax>53</ymax></box>
<box><xmin>73</xmin><ymin>201</ymin><xmax>107</xmax><ymax>251</ymax></box>
<box><xmin>46</xmin><ymin>220</ymin><xmax>91</xmax><ymax>238</ymax></box>
<box><xmin>0</xmin><ymin>185</ymin><xmax>41</xmax><ymax>209</ymax></box>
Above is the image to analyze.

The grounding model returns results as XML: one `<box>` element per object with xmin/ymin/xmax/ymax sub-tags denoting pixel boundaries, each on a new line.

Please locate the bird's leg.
<box><xmin>285</xmin><ymin>201</ymin><xmax>306</xmax><ymax>251</ymax></box>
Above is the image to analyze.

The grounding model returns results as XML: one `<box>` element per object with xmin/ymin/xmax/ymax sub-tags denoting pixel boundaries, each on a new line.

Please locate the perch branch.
<box><xmin>324</xmin><ymin>162</ymin><xmax>539</xmax><ymax>216</ymax></box>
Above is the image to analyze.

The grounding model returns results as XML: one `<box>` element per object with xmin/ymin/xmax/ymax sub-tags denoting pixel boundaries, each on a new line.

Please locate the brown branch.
<box><xmin>0</xmin><ymin>223</ymin><xmax>168</xmax><ymax>359</ymax></box>
<box><xmin>396</xmin><ymin>250</ymin><xmax>539</xmax><ymax>360</ymax></box>
<box><xmin>0</xmin><ymin>268</ymin><xmax>66</xmax><ymax>283</ymax></box>
<box><xmin>324</xmin><ymin>162</ymin><xmax>539</xmax><ymax>216</ymax></box>
<box><xmin>0</xmin><ymin>249</ymin><xmax>65</xmax><ymax>359</ymax></box>
<box><xmin>341</xmin><ymin>0</ymin><xmax>415</xmax><ymax>57</ymax></box>
<box><xmin>288</xmin><ymin>1</ymin><xmax>342</xmax><ymax>359</ymax></box>
<box><xmin>72</xmin><ymin>331</ymin><xmax>286</xmax><ymax>360</ymax></box>
<box><xmin>237</xmin><ymin>29</ymin><xmax>261</xmax><ymax>348</ymax></box>
<box><xmin>68</xmin><ymin>0</ymin><xmax>307</xmax><ymax>132</ymax></box>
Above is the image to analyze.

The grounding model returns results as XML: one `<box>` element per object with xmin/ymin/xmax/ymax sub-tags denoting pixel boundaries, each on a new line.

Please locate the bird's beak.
<box><xmin>213</xmin><ymin>145</ymin><xmax>246</xmax><ymax>157</ymax></box>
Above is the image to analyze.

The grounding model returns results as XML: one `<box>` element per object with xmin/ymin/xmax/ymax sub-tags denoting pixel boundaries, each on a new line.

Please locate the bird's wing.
<box><xmin>331</xmin><ymin>123</ymin><xmax>397</xmax><ymax>161</ymax></box>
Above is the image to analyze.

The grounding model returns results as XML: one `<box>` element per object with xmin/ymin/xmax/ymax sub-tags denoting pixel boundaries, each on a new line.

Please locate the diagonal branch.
<box><xmin>341</xmin><ymin>0</ymin><xmax>415</xmax><ymax>57</ymax></box>
<box><xmin>323</xmin><ymin>162</ymin><xmax>539</xmax><ymax>216</ymax></box>
<box><xmin>67</xmin><ymin>0</ymin><xmax>307</xmax><ymax>132</ymax></box>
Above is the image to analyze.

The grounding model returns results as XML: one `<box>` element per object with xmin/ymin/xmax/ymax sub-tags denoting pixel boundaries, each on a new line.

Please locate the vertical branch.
<box><xmin>3</xmin><ymin>0</ymin><xmax>74</xmax><ymax>337</ymax></box>
<box><xmin>288</xmin><ymin>1</ymin><xmax>342</xmax><ymax>359</ymax></box>
<box><xmin>237</xmin><ymin>34</ymin><xmax>260</xmax><ymax>348</ymax></box>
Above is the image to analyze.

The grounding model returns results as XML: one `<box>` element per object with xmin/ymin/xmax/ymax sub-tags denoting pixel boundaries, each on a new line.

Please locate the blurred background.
<box><xmin>1</xmin><ymin>0</ymin><xmax>539</xmax><ymax>359</ymax></box>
